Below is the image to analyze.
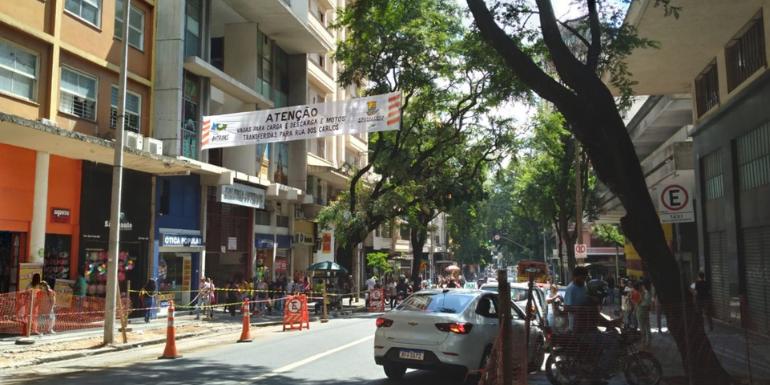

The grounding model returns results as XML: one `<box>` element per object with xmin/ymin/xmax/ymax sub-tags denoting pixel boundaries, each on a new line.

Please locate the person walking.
<box><xmin>139</xmin><ymin>279</ymin><xmax>157</xmax><ymax>323</ymax></box>
<box><xmin>226</xmin><ymin>280</ymin><xmax>238</xmax><ymax>317</ymax></box>
<box><xmin>38</xmin><ymin>281</ymin><xmax>56</xmax><ymax>334</ymax></box>
<box><xmin>636</xmin><ymin>280</ymin><xmax>653</xmax><ymax>348</ymax></box>
<box><xmin>691</xmin><ymin>271</ymin><xmax>714</xmax><ymax>331</ymax></box>
<box><xmin>564</xmin><ymin>266</ymin><xmax>590</xmax><ymax>332</ymax></box>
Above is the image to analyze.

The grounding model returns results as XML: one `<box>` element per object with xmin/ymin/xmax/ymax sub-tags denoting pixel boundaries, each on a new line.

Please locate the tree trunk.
<box><xmin>572</xmin><ymin>96</ymin><xmax>731</xmax><ymax>384</ymax></box>
<box><xmin>410</xmin><ymin>227</ymin><xmax>428</xmax><ymax>287</ymax></box>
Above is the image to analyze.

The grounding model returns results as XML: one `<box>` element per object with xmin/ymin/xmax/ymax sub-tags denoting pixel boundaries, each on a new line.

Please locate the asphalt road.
<box><xmin>1</xmin><ymin>313</ymin><xmax>499</xmax><ymax>385</ymax></box>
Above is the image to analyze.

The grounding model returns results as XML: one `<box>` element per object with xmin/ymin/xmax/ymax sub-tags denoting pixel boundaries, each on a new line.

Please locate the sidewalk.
<box><xmin>0</xmin><ymin>298</ymin><xmax>367</xmax><ymax>370</ymax></box>
<box><xmin>639</xmin><ymin>312</ymin><xmax>770</xmax><ymax>384</ymax></box>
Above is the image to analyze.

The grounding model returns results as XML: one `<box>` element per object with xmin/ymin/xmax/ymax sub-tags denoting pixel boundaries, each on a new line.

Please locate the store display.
<box><xmin>83</xmin><ymin>250</ymin><xmax>136</xmax><ymax>296</ymax></box>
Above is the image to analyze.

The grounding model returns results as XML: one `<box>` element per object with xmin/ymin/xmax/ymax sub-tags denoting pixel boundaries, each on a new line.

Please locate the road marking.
<box><xmin>247</xmin><ymin>335</ymin><xmax>374</xmax><ymax>382</ymax></box>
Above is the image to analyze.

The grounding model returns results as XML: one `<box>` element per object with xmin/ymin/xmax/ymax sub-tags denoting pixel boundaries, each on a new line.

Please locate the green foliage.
<box><xmin>366</xmin><ymin>252</ymin><xmax>393</xmax><ymax>276</ymax></box>
<box><xmin>325</xmin><ymin>0</ymin><xmax>523</xmax><ymax>262</ymax></box>
<box><xmin>592</xmin><ymin>223</ymin><xmax>625</xmax><ymax>246</ymax></box>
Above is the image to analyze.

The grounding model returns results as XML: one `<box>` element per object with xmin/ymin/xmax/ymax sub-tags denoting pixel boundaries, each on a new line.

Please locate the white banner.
<box><xmin>201</xmin><ymin>92</ymin><xmax>402</xmax><ymax>150</ymax></box>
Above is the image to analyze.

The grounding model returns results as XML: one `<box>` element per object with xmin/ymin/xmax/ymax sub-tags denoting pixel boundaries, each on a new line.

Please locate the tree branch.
<box><xmin>586</xmin><ymin>0</ymin><xmax>602</xmax><ymax>71</ymax></box>
<box><xmin>534</xmin><ymin>0</ymin><xmax>592</xmax><ymax>91</ymax></box>
<box><xmin>466</xmin><ymin>0</ymin><xmax>579</xmax><ymax>110</ymax></box>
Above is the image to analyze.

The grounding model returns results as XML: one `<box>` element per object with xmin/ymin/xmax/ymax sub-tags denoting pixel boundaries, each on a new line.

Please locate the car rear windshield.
<box><xmin>397</xmin><ymin>292</ymin><xmax>476</xmax><ymax>314</ymax></box>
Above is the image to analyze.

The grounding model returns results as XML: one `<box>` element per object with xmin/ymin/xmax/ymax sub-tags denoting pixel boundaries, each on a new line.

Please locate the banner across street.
<box><xmin>200</xmin><ymin>92</ymin><xmax>402</xmax><ymax>150</ymax></box>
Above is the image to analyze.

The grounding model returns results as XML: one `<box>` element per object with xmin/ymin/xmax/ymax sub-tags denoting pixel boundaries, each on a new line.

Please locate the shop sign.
<box><xmin>182</xmin><ymin>259</ymin><xmax>192</xmax><ymax>291</ymax></box>
<box><xmin>103</xmin><ymin>212</ymin><xmax>133</xmax><ymax>231</ymax></box>
<box><xmin>51</xmin><ymin>208</ymin><xmax>71</xmax><ymax>223</ymax></box>
<box><xmin>201</xmin><ymin>92</ymin><xmax>401</xmax><ymax>149</ymax></box>
<box><xmin>161</xmin><ymin>234</ymin><xmax>203</xmax><ymax>247</ymax></box>
<box><xmin>218</xmin><ymin>184</ymin><xmax>266</xmax><ymax>209</ymax></box>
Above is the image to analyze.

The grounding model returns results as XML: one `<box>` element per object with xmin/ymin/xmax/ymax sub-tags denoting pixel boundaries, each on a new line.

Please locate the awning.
<box><xmin>307</xmin><ymin>153</ymin><xmax>350</xmax><ymax>188</ymax></box>
<box><xmin>0</xmin><ymin>113</ymin><xmax>232</xmax><ymax>183</ymax></box>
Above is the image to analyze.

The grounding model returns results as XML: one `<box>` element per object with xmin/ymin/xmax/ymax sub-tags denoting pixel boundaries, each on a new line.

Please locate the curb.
<box><xmin>2</xmin><ymin>321</ymin><xmax>282</xmax><ymax>370</ymax></box>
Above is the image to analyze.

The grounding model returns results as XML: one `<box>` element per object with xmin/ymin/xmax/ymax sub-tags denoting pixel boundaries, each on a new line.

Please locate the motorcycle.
<box><xmin>545</xmin><ymin>327</ymin><xmax>662</xmax><ymax>385</ymax></box>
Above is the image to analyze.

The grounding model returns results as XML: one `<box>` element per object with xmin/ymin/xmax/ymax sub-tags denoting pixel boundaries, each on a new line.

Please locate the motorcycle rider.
<box><xmin>580</xmin><ymin>279</ymin><xmax>624</xmax><ymax>384</ymax></box>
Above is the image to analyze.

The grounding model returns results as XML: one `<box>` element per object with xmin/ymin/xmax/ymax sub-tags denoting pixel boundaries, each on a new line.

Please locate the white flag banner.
<box><xmin>201</xmin><ymin>92</ymin><xmax>402</xmax><ymax>150</ymax></box>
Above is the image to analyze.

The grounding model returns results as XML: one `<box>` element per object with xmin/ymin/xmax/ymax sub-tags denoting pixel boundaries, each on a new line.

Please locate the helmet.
<box><xmin>587</xmin><ymin>279</ymin><xmax>608</xmax><ymax>299</ymax></box>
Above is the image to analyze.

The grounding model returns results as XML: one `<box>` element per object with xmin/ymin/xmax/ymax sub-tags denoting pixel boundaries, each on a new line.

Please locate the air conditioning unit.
<box><xmin>123</xmin><ymin>131</ymin><xmax>143</xmax><ymax>151</ymax></box>
<box><xmin>142</xmin><ymin>137</ymin><xmax>163</xmax><ymax>156</ymax></box>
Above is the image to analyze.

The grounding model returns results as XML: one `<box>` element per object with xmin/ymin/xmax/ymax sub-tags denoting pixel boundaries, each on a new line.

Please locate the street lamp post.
<box><xmin>104</xmin><ymin>0</ymin><xmax>131</xmax><ymax>345</ymax></box>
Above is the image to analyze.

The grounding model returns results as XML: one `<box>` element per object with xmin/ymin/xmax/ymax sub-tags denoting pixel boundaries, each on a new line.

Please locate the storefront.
<box><xmin>254</xmin><ymin>233</ymin><xmax>292</xmax><ymax>282</ymax></box>
<box><xmin>206</xmin><ymin>183</ymin><xmax>264</xmax><ymax>286</ymax></box>
<box><xmin>154</xmin><ymin>175</ymin><xmax>203</xmax><ymax>306</ymax></box>
<box><xmin>0</xmin><ymin>144</ymin><xmax>81</xmax><ymax>293</ymax></box>
<box><xmin>79</xmin><ymin>162</ymin><xmax>150</xmax><ymax>305</ymax></box>
<box><xmin>292</xmin><ymin>219</ymin><xmax>315</xmax><ymax>282</ymax></box>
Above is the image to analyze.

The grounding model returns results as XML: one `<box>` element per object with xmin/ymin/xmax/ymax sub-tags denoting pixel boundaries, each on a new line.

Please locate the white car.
<box><xmin>480</xmin><ymin>282</ymin><xmax>548</xmax><ymax>326</ymax></box>
<box><xmin>373</xmin><ymin>289</ymin><xmax>544</xmax><ymax>380</ymax></box>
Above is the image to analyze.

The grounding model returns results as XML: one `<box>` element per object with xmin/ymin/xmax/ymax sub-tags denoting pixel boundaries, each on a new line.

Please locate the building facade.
<box><xmin>621</xmin><ymin>0</ymin><xmax>770</xmax><ymax>333</ymax></box>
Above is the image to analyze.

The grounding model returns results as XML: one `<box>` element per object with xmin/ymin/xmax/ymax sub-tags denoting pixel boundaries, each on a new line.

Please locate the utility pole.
<box><xmin>574</xmin><ymin>142</ymin><xmax>583</xmax><ymax>265</ymax></box>
<box><xmin>104</xmin><ymin>0</ymin><xmax>131</xmax><ymax>345</ymax></box>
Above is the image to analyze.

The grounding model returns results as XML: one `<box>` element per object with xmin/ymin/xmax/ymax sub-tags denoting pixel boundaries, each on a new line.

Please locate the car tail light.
<box><xmin>376</xmin><ymin>317</ymin><xmax>393</xmax><ymax>328</ymax></box>
<box><xmin>435</xmin><ymin>322</ymin><xmax>473</xmax><ymax>334</ymax></box>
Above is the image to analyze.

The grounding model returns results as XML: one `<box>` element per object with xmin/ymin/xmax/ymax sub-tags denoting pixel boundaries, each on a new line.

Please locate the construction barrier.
<box><xmin>0</xmin><ymin>289</ymin><xmax>132</xmax><ymax>336</ymax></box>
<box><xmin>283</xmin><ymin>294</ymin><xmax>309</xmax><ymax>331</ymax></box>
<box><xmin>367</xmin><ymin>288</ymin><xmax>385</xmax><ymax>312</ymax></box>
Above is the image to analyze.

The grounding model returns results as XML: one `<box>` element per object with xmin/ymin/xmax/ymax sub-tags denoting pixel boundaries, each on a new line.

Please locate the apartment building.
<box><xmin>619</xmin><ymin>0</ymin><xmax>770</xmax><ymax>333</ymax></box>
<box><xmin>0</xmin><ymin>0</ymin><xmax>161</xmax><ymax>294</ymax></box>
<box><xmin>152</xmin><ymin>0</ymin><xmax>368</xmax><ymax>287</ymax></box>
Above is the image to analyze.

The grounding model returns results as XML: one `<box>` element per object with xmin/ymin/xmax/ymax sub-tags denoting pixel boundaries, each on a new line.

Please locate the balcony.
<box><xmin>308</xmin><ymin>56</ymin><xmax>336</xmax><ymax>94</ymax></box>
<box><xmin>347</xmin><ymin>134</ymin><xmax>367</xmax><ymax>153</ymax></box>
<box><xmin>183</xmin><ymin>56</ymin><xmax>273</xmax><ymax>109</ymax></box>
<box><xmin>307</xmin><ymin>13</ymin><xmax>336</xmax><ymax>52</ymax></box>
<box><xmin>224</xmin><ymin>0</ymin><xmax>331</xmax><ymax>54</ymax></box>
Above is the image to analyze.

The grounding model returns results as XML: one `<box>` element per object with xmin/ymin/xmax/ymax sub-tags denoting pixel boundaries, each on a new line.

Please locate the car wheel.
<box><xmin>383</xmin><ymin>363</ymin><xmax>406</xmax><ymax>380</ymax></box>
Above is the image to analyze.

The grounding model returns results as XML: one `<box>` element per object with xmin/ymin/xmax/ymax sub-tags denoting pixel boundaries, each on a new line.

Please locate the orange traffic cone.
<box><xmin>159</xmin><ymin>300</ymin><xmax>182</xmax><ymax>359</ymax></box>
<box><xmin>238</xmin><ymin>299</ymin><xmax>252</xmax><ymax>343</ymax></box>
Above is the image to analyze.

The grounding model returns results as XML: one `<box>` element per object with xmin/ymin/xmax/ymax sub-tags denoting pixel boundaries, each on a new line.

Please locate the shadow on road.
<box><xmin>5</xmin><ymin>358</ymin><xmax>471</xmax><ymax>385</ymax></box>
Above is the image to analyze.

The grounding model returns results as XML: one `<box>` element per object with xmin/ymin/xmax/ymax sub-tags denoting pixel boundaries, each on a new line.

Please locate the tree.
<box><xmin>465</xmin><ymin>0</ymin><xmax>730</xmax><ymax>383</ymax></box>
<box><xmin>366</xmin><ymin>251</ymin><xmax>393</xmax><ymax>277</ymax></box>
<box><xmin>328</xmin><ymin>0</ymin><xmax>519</xmax><ymax>284</ymax></box>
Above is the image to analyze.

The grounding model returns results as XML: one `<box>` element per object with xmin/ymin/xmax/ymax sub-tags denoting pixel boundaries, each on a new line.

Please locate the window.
<box><xmin>114</xmin><ymin>0</ymin><xmax>145</xmax><ymax>50</ymax></box>
<box><xmin>726</xmin><ymin>13</ymin><xmax>766</xmax><ymax>92</ymax></box>
<box><xmin>737</xmin><ymin>122</ymin><xmax>770</xmax><ymax>190</ymax></box>
<box><xmin>397</xmin><ymin>292</ymin><xmax>476</xmax><ymax>313</ymax></box>
<box><xmin>255</xmin><ymin>210</ymin><xmax>271</xmax><ymax>226</ymax></box>
<box><xmin>59</xmin><ymin>67</ymin><xmax>97</xmax><ymax>120</ymax></box>
<box><xmin>277</xmin><ymin>215</ymin><xmax>290</xmax><ymax>228</ymax></box>
<box><xmin>703</xmin><ymin>150</ymin><xmax>725</xmax><ymax>200</ymax></box>
<box><xmin>65</xmin><ymin>0</ymin><xmax>101</xmax><ymax>27</ymax></box>
<box><xmin>0</xmin><ymin>39</ymin><xmax>37</xmax><ymax>101</ymax></box>
<box><xmin>184</xmin><ymin>0</ymin><xmax>202</xmax><ymax>57</ymax></box>
<box><xmin>695</xmin><ymin>61</ymin><xmax>720</xmax><ymax>117</ymax></box>
<box><xmin>182</xmin><ymin>73</ymin><xmax>200</xmax><ymax>159</ymax></box>
<box><xmin>110</xmin><ymin>85</ymin><xmax>141</xmax><ymax>132</ymax></box>
<box><xmin>211</xmin><ymin>37</ymin><xmax>224</xmax><ymax>71</ymax></box>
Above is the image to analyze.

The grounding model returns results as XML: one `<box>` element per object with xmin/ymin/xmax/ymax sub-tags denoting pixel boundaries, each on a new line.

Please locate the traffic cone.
<box><xmin>159</xmin><ymin>300</ymin><xmax>182</xmax><ymax>359</ymax></box>
<box><xmin>238</xmin><ymin>299</ymin><xmax>252</xmax><ymax>343</ymax></box>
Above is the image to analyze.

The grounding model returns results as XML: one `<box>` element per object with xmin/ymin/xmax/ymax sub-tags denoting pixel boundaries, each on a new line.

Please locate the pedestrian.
<box><xmin>140</xmin><ymin>279</ymin><xmax>157</xmax><ymax>323</ymax></box>
<box><xmin>546</xmin><ymin>283</ymin><xmax>565</xmax><ymax>332</ymax></box>
<box><xmin>38</xmin><ymin>281</ymin><xmax>56</xmax><ymax>334</ymax></box>
<box><xmin>564</xmin><ymin>266</ymin><xmax>590</xmax><ymax>332</ymax></box>
<box><xmin>635</xmin><ymin>280</ymin><xmax>652</xmax><ymax>348</ymax></box>
<box><xmin>27</xmin><ymin>273</ymin><xmax>42</xmax><ymax>290</ymax></box>
<box><xmin>227</xmin><ymin>280</ymin><xmax>238</xmax><ymax>317</ymax></box>
<box><xmin>691</xmin><ymin>271</ymin><xmax>714</xmax><ymax>331</ymax></box>
<box><xmin>387</xmin><ymin>279</ymin><xmax>397</xmax><ymax>309</ymax></box>
<box><xmin>206</xmin><ymin>277</ymin><xmax>214</xmax><ymax>320</ymax></box>
<box><xmin>72</xmin><ymin>271</ymin><xmax>88</xmax><ymax>313</ymax></box>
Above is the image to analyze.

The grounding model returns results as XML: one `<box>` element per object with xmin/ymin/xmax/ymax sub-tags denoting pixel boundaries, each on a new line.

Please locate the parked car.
<box><xmin>479</xmin><ymin>281</ymin><xmax>548</xmax><ymax>327</ymax></box>
<box><xmin>373</xmin><ymin>289</ymin><xmax>545</xmax><ymax>380</ymax></box>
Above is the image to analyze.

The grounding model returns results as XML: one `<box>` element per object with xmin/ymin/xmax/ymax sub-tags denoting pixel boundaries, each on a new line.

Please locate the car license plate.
<box><xmin>398</xmin><ymin>350</ymin><xmax>424</xmax><ymax>361</ymax></box>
